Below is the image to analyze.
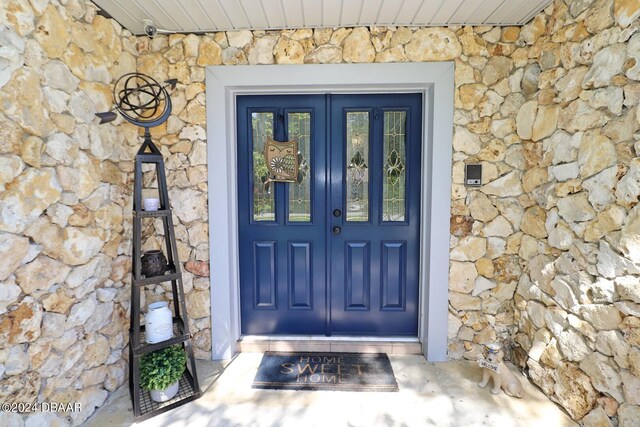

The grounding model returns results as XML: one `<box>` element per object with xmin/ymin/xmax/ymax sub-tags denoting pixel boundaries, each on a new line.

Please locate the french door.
<box><xmin>237</xmin><ymin>93</ymin><xmax>422</xmax><ymax>336</ymax></box>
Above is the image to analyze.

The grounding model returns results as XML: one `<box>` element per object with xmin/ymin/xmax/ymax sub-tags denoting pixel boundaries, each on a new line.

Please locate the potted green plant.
<box><xmin>139</xmin><ymin>344</ymin><xmax>187</xmax><ymax>402</ymax></box>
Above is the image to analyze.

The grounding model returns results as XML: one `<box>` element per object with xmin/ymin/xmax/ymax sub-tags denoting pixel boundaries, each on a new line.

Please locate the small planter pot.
<box><xmin>143</xmin><ymin>197</ymin><xmax>160</xmax><ymax>211</ymax></box>
<box><xmin>145</xmin><ymin>301</ymin><xmax>174</xmax><ymax>344</ymax></box>
<box><xmin>149</xmin><ymin>380</ymin><xmax>179</xmax><ymax>403</ymax></box>
<box><xmin>141</xmin><ymin>250</ymin><xmax>167</xmax><ymax>277</ymax></box>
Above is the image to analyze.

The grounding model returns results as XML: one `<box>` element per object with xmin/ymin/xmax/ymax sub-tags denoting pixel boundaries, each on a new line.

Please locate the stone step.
<box><xmin>236</xmin><ymin>336</ymin><xmax>422</xmax><ymax>355</ymax></box>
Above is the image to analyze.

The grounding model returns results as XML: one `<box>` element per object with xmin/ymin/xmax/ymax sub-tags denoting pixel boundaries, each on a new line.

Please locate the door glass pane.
<box><xmin>383</xmin><ymin>111</ymin><xmax>407</xmax><ymax>222</ymax></box>
<box><xmin>346</xmin><ymin>112</ymin><xmax>369</xmax><ymax>222</ymax></box>
<box><xmin>288</xmin><ymin>112</ymin><xmax>311</xmax><ymax>222</ymax></box>
<box><xmin>252</xmin><ymin>112</ymin><xmax>275</xmax><ymax>221</ymax></box>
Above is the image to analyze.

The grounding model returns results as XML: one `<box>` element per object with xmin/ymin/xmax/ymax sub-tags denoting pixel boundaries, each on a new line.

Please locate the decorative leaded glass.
<box><xmin>252</xmin><ymin>112</ymin><xmax>275</xmax><ymax>221</ymax></box>
<box><xmin>346</xmin><ymin>112</ymin><xmax>369</xmax><ymax>222</ymax></box>
<box><xmin>288</xmin><ymin>112</ymin><xmax>311</xmax><ymax>222</ymax></box>
<box><xmin>382</xmin><ymin>111</ymin><xmax>407</xmax><ymax>221</ymax></box>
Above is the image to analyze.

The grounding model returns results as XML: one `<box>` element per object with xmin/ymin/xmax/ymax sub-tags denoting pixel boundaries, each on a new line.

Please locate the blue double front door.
<box><xmin>237</xmin><ymin>93</ymin><xmax>422</xmax><ymax>336</ymax></box>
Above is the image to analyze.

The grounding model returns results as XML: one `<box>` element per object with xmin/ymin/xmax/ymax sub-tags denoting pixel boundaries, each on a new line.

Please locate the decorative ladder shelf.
<box><xmin>129</xmin><ymin>134</ymin><xmax>202</xmax><ymax>421</ymax></box>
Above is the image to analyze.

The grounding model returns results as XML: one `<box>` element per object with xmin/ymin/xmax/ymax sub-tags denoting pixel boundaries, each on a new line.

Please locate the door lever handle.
<box><xmin>332</xmin><ymin>226</ymin><xmax>341</xmax><ymax>235</ymax></box>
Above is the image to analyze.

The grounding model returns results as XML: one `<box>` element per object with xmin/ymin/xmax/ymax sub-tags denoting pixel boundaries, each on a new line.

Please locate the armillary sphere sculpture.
<box><xmin>96</xmin><ymin>72</ymin><xmax>177</xmax><ymax>135</ymax></box>
<box><xmin>96</xmin><ymin>73</ymin><xmax>202</xmax><ymax>420</ymax></box>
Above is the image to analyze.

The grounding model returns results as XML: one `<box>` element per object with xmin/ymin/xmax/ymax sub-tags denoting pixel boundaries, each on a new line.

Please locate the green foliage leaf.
<box><xmin>139</xmin><ymin>345</ymin><xmax>187</xmax><ymax>391</ymax></box>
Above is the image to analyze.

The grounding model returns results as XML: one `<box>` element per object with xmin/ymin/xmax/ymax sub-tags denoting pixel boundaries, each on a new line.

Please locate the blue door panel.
<box><xmin>289</xmin><ymin>242</ymin><xmax>313</xmax><ymax>309</ymax></box>
<box><xmin>238</xmin><ymin>93</ymin><xmax>422</xmax><ymax>336</ymax></box>
<box><xmin>237</xmin><ymin>95</ymin><xmax>327</xmax><ymax>335</ymax></box>
<box><xmin>329</xmin><ymin>93</ymin><xmax>422</xmax><ymax>336</ymax></box>
<box><xmin>381</xmin><ymin>242</ymin><xmax>406</xmax><ymax>310</ymax></box>
<box><xmin>254</xmin><ymin>241</ymin><xmax>276</xmax><ymax>308</ymax></box>
<box><xmin>345</xmin><ymin>242</ymin><xmax>370</xmax><ymax>310</ymax></box>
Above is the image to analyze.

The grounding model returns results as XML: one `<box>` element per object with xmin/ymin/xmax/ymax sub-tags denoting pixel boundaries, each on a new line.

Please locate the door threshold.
<box><xmin>237</xmin><ymin>335</ymin><xmax>422</xmax><ymax>355</ymax></box>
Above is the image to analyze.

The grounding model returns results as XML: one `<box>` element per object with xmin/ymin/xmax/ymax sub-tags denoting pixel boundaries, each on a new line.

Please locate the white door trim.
<box><xmin>205</xmin><ymin>63</ymin><xmax>453</xmax><ymax>361</ymax></box>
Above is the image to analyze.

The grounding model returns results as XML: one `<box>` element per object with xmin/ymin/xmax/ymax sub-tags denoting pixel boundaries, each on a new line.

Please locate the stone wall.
<box><xmin>447</xmin><ymin>1</ymin><xmax>640</xmax><ymax>423</ymax></box>
<box><xmin>3</xmin><ymin>0</ymin><xmax>640</xmax><ymax>425</ymax></box>
<box><xmin>137</xmin><ymin>0</ymin><xmax>640</xmax><ymax>424</ymax></box>
<box><xmin>0</xmin><ymin>1</ymin><xmax>138</xmax><ymax>425</ymax></box>
<box><xmin>508</xmin><ymin>1</ymin><xmax>640</xmax><ymax>424</ymax></box>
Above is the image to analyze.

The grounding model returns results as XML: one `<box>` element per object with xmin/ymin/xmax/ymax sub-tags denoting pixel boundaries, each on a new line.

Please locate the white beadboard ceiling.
<box><xmin>92</xmin><ymin>0</ymin><xmax>554</xmax><ymax>35</ymax></box>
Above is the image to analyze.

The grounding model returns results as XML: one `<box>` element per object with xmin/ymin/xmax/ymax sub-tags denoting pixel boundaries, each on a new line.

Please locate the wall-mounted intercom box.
<box><xmin>465</xmin><ymin>164</ymin><xmax>482</xmax><ymax>187</ymax></box>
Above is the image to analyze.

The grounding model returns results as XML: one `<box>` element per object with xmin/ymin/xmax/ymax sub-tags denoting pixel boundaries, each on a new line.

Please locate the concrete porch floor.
<box><xmin>86</xmin><ymin>353</ymin><xmax>577</xmax><ymax>427</ymax></box>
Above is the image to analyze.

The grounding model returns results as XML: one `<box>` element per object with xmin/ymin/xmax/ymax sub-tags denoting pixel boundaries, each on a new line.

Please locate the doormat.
<box><xmin>252</xmin><ymin>352</ymin><xmax>398</xmax><ymax>392</ymax></box>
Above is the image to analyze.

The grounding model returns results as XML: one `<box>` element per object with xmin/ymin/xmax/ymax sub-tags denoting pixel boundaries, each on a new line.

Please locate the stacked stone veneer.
<box><xmin>0</xmin><ymin>1</ymin><xmax>141</xmax><ymax>425</ymax></box>
<box><xmin>507</xmin><ymin>1</ymin><xmax>640</xmax><ymax>424</ymax></box>
<box><xmin>0</xmin><ymin>0</ymin><xmax>216</xmax><ymax>425</ymax></box>
<box><xmin>2</xmin><ymin>0</ymin><xmax>640</xmax><ymax>425</ymax></box>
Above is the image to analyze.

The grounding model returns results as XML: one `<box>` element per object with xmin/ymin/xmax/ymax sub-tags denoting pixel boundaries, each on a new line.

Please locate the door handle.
<box><xmin>333</xmin><ymin>209</ymin><xmax>342</xmax><ymax>217</ymax></box>
<box><xmin>332</xmin><ymin>226</ymin><xmax>341</xmax><ymax>235</ymax></box>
